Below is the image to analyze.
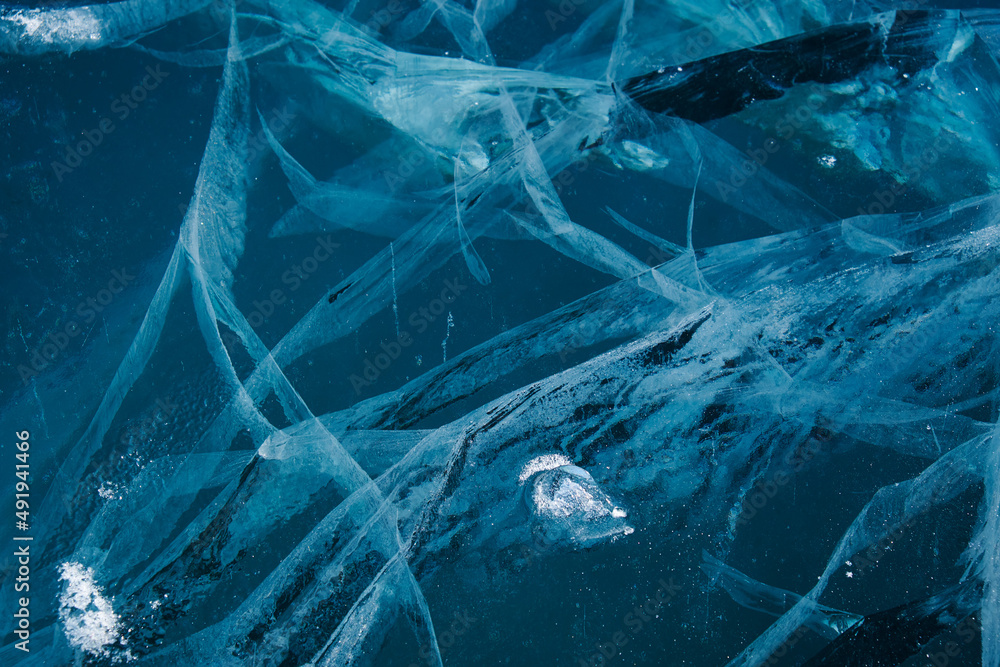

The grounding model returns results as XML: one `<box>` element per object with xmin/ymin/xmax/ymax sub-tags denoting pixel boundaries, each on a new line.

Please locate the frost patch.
<box><xmin>8</xmin><ymin>12</ymin><xmax>43</xmax><ymax>37</ymax></box>
<box><xmin>519</xmin><ymin>454</ymin><xmax>574</xmax><ymax>484</ymax></box>
<box><xmin>59</xmin><ymin>562</ymin><xmax>121</xmax><ymax>659</ymax></box>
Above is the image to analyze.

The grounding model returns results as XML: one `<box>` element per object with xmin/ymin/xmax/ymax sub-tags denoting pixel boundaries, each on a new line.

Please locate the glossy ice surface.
<box><xmin>2</xmin><ymin>0</ymin><xmax>1000</xmax><ymax>665</ymax></box>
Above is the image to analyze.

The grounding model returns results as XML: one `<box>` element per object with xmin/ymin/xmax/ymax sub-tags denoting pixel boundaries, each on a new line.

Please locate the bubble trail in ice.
<box><xmin>442</xmin><ymin>311</ymin><xmax>453</xmax><ymax>363</ymax></box>
<box><xmin>391</xmin><ymin>241</ymin><xmax>400</xmax><ymax>338</ymax></box>
<box><xmin>32</xmin><ymin>381</ymin><xmax>49</xmax><ymax>438</ymax></box>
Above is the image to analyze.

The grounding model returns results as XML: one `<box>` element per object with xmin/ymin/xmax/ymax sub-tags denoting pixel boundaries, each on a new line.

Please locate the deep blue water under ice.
<box><xmin>2</xmin><ymin>0</ymin><xmax>1000</xmax><ymax>665</ymax></box>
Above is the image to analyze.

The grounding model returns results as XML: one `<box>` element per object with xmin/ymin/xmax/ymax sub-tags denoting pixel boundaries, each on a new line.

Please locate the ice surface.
<box><xmin>701</xmin><ymin>551</ymin><xmax>861</xmax><ymax>640</ymax></box>
<box><xmin>57</xmin><ymin>562</ymin><xmax>121</xmax><ymax>659</ymax></box>
<box><xmin>4</xmin><ymin>0</ymin><xmax>1000</xmax><ymax>665</ymax></box>
<box><xmin>0</xmin><ymin>0</ymin><xmax>213</xmax><ymax>55</ymax></box>
<box><xmin>526</xmin><ymin>464</ymin><xmax>633</xmax><ymax>546</ymax></box>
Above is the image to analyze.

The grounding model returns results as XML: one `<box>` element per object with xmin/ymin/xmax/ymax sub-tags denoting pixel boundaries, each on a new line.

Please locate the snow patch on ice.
<box><xmin>534</xmin><ymin>473</ymin><xmax>609</xmax><ymax>519</ymax></box>
<box><xmin>519</xmin><ymin>453</ymin><xmax>573</xmax><ymax>483</ymax></box>
<box><xmin>58</xmin><ymin>561</ymin><xmax>122</xmax><ymax>659</ymax></box>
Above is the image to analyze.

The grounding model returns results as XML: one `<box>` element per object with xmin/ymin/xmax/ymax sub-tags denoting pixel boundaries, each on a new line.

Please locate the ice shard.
<box><xmin>4</xmin><ymin>0</ymin><xmax>1000</xmax><ymax>665</ymax></box>
<box><xmin>0</xmin><ymin>0</ymin><xmax>214</xmax><ymax>55</ymax></box>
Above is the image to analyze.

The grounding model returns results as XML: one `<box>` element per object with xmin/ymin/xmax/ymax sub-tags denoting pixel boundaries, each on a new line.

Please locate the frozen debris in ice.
<box><xmin>802</xmin><ymin>581</ymin><xmax>980</xmax><ymax>666</ymax></box>
<box><xmin>58</xmin><ymin>562</ymin><xmax>123</xmax><ymax>660</ymax></box>
<box><xmin>619</xmin><ymin>11</ymin><xmax>964</xmax><ymax>123</ymax></box>
<box><xmin>518</xmin><ymin>453</ymin><xmax>575</xmax><ymax>484</ymax></box>
<box><xmin>701</xmin><ymin>551</ymin><xmax>861</xmax><ymax>640</ymax></box>
<box><xmin>526</xmin><ymin>465</ymin><xmax>632</xmax><ymax>548</ymax></box>
<box><xmin>13</xmin><ymin>1</ymin><xmax>1000</xmax><ymax>666</ymax></box>
<box><xmin>0</xmin><ymin>0</ymin><xmax>213</xmax><ymax>55</ymax></box>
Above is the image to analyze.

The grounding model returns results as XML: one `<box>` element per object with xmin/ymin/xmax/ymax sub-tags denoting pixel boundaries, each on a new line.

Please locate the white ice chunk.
<box><xmin>0</xmin><ymin>0</ymin><xmax>212</xmax><ymax>55</ymax></box>
<box><xmin>526</xmin><ymin>465</ymin><xmax>633</xmax><ymax>547</ymax></box>
<box><xmin>58</xmin><ymin>562</ymin><xmax>121</xmax><ymax>659</ymax></box>
<box><xmin>519</xmin><ymin>453</ymin><xmax>574</xmax><ymax>484</ymax></box>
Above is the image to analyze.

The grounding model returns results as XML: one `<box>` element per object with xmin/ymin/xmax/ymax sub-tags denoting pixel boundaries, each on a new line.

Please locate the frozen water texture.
<box><xmin>57</xmin><ymin>563</ymin><xmax>122</xmax><ymax>660</ymax></box>
<box><xmin>2</xmin><ymin>0</ymin><xmax>1000</xmax><ymax>665</ymax></box>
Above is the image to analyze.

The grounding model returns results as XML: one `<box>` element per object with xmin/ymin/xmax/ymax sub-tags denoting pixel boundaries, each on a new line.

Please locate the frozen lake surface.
<box><xmin>1</xmin><ymin>0</ymin><xmax>999</xmax><ymax>665</ymax></box>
